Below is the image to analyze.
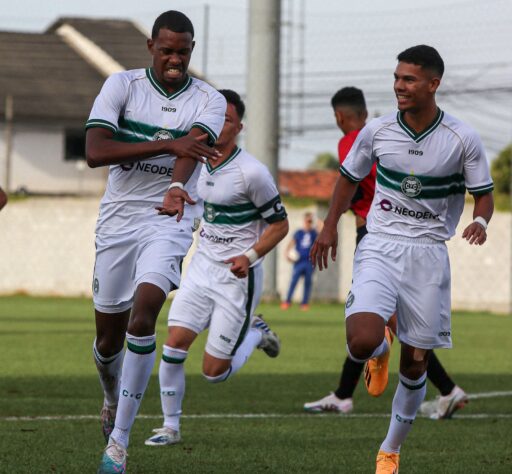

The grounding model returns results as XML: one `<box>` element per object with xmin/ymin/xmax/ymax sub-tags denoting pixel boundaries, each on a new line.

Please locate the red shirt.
<box><xmin>338</xmin><ymin>129</ymin><xmax>376</xmax><ymax>219</ymax></box>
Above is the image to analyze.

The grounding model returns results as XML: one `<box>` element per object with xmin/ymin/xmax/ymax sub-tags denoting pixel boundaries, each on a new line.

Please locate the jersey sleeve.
<box><xmin>463</xmin><ymin>130</ymin><xmax>494</xmax><ymax>195</ymax></box>
<box><xmin>85</xmin><ymin>73</ymin><xmax>128</xmax><ymax>133</ymax></box>
<box><xmin>246</xmin><ymin>164</ymin><xmax>287</xmax><ymax>224</ymax></box>
<box><xmin>191</xmin><ymin>91</ymin><xmax>227</xmax><ymax>146</ymax></box>
<box><xmin>339</xmin><ymin>122</ymin><xmax>376</xmax><ymax>183</ymax></box>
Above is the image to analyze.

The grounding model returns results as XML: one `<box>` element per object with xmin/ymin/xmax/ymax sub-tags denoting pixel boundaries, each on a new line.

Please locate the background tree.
<box><xmin>491</xmin><ymin>144</ymin><xmax>511</xmax><ymax>195</ymax></box>
<box><xmin>308</xmin><ymin>152</ymin><xmax>338</xmax><ymax>170</ymax></box>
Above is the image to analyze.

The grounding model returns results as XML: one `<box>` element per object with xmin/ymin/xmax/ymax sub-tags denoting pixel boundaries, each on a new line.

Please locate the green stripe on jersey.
<box><xmin>206</xmin><ymin>146</ymin><xmax>241</xmax><ymax>174</ymax></box>
<box><xmin>115</xmin><ymin>117</ymin><xmax>188</xmax><ymax>143</ymax></box>
<box><xmin>397</xmin><ymin>108</ymin><xmax>444</xmax><ymax>143</ymax></box>
<box><xmin>339</xmin><ymin>165</ymin><xmax>362</xmax><ymax>183</ymax></box>
<box><xmin>85</xmin><ymin>119</ymin><xmax>117</xmax><ymax>132</ymax></box>
<box><xmin>203</xmin><ymin>200</ymin><xmax>260</xmax><ymax>225</ymax></box>
<box><xmin>146</xmin><ymin>68</ymin><xmax>193</xmax><ymax>100</ymax></box>
<box><xmin>376</xmin><ymin>163</ymin><xmax>466</xmax><ymax>199</ymax></box>
<box><xmin>467</xmin><ymin>183</ymin><xmax>494</xmax><ymax>195</ymax></box>
<box><xmin>192</xmin><ymin>121</ymin><xmax>218</xmax><ymax>145</ymax></box>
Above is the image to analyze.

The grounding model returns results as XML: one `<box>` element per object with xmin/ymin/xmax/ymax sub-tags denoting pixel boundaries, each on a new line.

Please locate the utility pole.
<box><xmin>4</xmin><ymin>95</ymin><xmax>13</xmax><ymax>191</ymax></box>
<box><xmin>246</xmin><ymin>0</ymin><xmax>281</xmax><ymax>299</ymax></box>
<box><xmin>202</xmin><ymin>4</ymin><xmax>210</xmax><ymax>78</ymax></box>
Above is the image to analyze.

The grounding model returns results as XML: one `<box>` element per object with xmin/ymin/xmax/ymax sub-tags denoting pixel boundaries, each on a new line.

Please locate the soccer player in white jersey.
<box><xmin>144</xmin><ymin>89</ymin><xmax>289</xmax><ymax>447</ymax></box>
<box><xmin>311</xmin><ymin>45</ymin><xmax>494</xmax><ymax>473</ymax></box>
<box><xmin>85</xmin><ymin>11</ymin><xmax>227</xmax><ymax>474</ymax></box>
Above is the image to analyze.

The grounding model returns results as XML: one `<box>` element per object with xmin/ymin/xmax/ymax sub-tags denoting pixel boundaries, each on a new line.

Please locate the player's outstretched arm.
<box><xmin>85</xmin><ymin>127</ymin><xmax>219</xmax><ymax>168</ymax></box>
<box><xmin>0</xmin><ymin>186</ymin><xmax>7</xmax><ymax>211</ymax></box>
<box><xmin>310</xmin><ymin>175</ymin><xmax>358</xmax><ymax>270</ymax></box>
<box><xmin>462</xmin><ymin>192</ymin><xmax>494</xmax><ymax>245</ymax></box>
<box><xmin>226</xmin><ymin>218</ymin><xmax>289</xmax><ymax>279</ymax></box>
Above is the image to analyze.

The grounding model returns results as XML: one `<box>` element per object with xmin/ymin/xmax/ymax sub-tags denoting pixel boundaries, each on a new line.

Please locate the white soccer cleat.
<box><xmin>303</xmin><ymin>393</ymin><xmax>354</xmax><ymax>414</ymax></box>
<box><xmin>144</xmin><ymin>427</ymin><xmax>181</xmax><ymax>446</ymax></box>
<box><xmin>420</xmin><ymin>385</ymin><xmax>468</xmax><ymax>419</ymax></box>
<box><xmin>252</xmin><ymin>314</ymin><xmax>280</xmax><ymax>358</ymax></box>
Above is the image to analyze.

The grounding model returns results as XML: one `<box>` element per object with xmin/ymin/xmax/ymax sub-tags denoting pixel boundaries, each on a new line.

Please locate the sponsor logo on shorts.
<box><xmin>438</xmin><ymin>331</ymin><xmax>451</xmax><ymax>337</ymax></box>
<box><xmin>199</xmin><ymin>228</ymin><xmax>235</xmax><ymax>244</ymax></box>
<box><xmin>401</xmin><ymin>175</ymin><xmax>422</xmax><ymax>197</ymax></box>
<box><xmin>378</xmin><ymin>199</ymin><xmax>440</xmax><ymax>220</ymax></box>
<box><xmin>153</xmin><ymin>129</ymin><xmax>174</xmax><ymax>141</ymax></box>
<box><xmin>220</xmin><ymin>334</ymin><xmax>232</xmax><ymax>343</ymax></box>
<box><xmin>93</xmin><ymin>278</ymin><xmax>99</xmax><ymax>294</ymax></box>
<box><xmin>120</xmin><ymin>161</ymin><xmax>174</xmax><ymax>176</ymax></box>
<box><xmin>346</xmin><ymin>291</ymin><xmax>355</xmax><ymax>309</ymax></box>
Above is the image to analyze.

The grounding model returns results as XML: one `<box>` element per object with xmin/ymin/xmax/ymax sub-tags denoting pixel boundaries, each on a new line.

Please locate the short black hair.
<box><xmin>331</xmin><ymin>87</ymin><xmax>366</xmax><ymax>115</ymax></box>
<box><xmin>218</xmin><ymin>89</ymin><xmax>245</xmax><ymax>120</ymax></box>
<box><xmin>152</xmin><ymin>10</ymin><xmax>194</xmax><ymax>39</ymax></box>
<box><xmin>397</xmin><ymin>45</ymin><xmax>444</xmax><ymax>78</ymax></box>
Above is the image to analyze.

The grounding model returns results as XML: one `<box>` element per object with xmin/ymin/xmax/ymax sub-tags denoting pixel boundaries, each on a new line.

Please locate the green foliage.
<box><xmin>308</xmin><ymin>152</ymin><xmax>339</xmax><ymax>170</ymax></box>
<box><xmin>1</xmin><ymin>297</ymin><xmax>512</xmax><ymax>473</ymax></box>
<box><xmin>491</xmin><ymin>144</ymin><xmax>511</xmax><ymax>195</ymax></box>
<box><xmin>490</xmin><ymin>144</ymin><xmax>511</xmax><ymax>211</ymax></box>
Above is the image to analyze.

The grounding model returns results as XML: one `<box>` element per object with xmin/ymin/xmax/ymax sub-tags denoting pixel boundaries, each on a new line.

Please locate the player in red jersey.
<box><xmin>304</xmin><ymin>87</ymin><xmax>467</xmax><ymax>418</ymax></box>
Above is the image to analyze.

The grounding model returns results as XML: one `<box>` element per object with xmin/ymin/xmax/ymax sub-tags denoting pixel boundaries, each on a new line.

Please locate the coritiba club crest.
<box><xmin>401</xmin><ymin>176</ymin><xmax>422</xmax><ymax>197</ymax></box>
<box><xmin>153</xmin><ymin>130</ymin><xmax>174</xmax><ymax>141</ymax></box>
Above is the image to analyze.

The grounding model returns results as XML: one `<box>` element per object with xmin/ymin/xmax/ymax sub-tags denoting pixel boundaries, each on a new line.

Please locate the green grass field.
<box><xmin>1</xmin><ymin>296</ymin><xmax>511</xmax><ymax>473</ymax></box>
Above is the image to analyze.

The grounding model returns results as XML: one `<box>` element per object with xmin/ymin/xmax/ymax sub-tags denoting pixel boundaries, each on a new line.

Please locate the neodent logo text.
<box><xmin>379</xmin><ymin>199</ymin><xmax>440</xmax><ymax>220</ymax></box>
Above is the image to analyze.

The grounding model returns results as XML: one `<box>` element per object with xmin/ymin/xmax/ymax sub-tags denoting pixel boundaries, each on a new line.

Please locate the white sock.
<box><xmin>380</xmin><ymin>372</ymin><xmax>427</xmax><ymax>454</ymax></box>
<box><xmin>159</xmin><ymin>345</ymin><xmax>187</xmax><ymax>431</ymax></box>
<box><xmin>110</xmin><ymin>333</ymin><xmax>156</xmax><ymax>449</ymax></box>
<box><xmin>230</xmin><ymin>327</ymin><xmax>262</xmax><ymax>375</ymax></box>
<box><xmin>93</xmin><ymin>340</ymin><xmax>124</xmax><ymax>408</ymax></box>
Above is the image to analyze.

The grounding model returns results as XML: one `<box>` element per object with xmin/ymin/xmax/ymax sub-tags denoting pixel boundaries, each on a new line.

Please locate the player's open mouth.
<box><xmin>164</xmin><ymin>67</ymin><xmax>182</xmax><ymax>79</ymax></box>
<box><xmin>396</xmin><ymin>95</ymin><xmax>409</xmax><ymax>104</ymax></box>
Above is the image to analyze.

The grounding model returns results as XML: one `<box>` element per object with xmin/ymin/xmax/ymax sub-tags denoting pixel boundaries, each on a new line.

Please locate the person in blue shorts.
<box><xmin>281</xmin><ymin>212</ymin><xmax>319</xmax><ymax>311</ymax></box>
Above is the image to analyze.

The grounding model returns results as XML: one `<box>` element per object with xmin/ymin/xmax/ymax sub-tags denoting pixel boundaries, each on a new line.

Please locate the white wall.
<box><xmin>0</xmin><ymin>125</ymin><xmax>106</xmax><ymax>194</ymax></box>
<box><xmin>0</xmin><ymin>197</ymin><xmax>510</xmax><ymax>313</ymax></box>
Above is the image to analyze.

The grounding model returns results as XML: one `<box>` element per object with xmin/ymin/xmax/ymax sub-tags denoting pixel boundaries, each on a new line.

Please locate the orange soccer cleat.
<box><xmin>375</xmin><ymin>450</ymin><xmax>400</xmax><ymax>473</ymax></box>
<box><xmin>364</xmin><ymin>327</ymin><xmax>394</xmax><ymax>397</ymax></box>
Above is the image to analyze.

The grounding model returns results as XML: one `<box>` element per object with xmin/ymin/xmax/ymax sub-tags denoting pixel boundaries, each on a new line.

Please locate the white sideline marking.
<box><xmin>466</xmin><ymin>390</ymin><xmax>512</xmax><ymax>400</ymax></box>
<box><xmin>3</xmin><ymin>391</ymin><xmax>512</xmax><ymax>423</ymax></box>
<box><xmin>3</xmin><ymin>413</ymin><xmax>512</xmax><ymax>422</ymax></box>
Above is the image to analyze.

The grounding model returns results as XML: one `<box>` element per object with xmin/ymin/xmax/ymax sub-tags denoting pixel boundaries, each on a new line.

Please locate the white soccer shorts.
<box><xmin>168</xmin><ymin>251</ymin><xmax>263</xmax><ymax>359</ymax></box>
<box><xmin>92</xmin><ymin>225</ymin><xmax>193</xmax><ymax>313</ymax></box>
<box><xmin>345</xmin><ymin>232</ymin><xmax>452</xmax><ymax>349</ymax></box>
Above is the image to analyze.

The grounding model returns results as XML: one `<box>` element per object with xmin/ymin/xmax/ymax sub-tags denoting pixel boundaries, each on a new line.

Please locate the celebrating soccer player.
<box><xmin>85</xmin><ymin>10</ymin><xmax>227</xmax><ymax>474</ymax></box>
<box><xmin>304</xmin><ymin>87</ymin><xmax>469</xmax><ymax>420</ymax></box>
<box><xmin>311</xmin><ymin>45</ymin><xmax>494</xmax><ymax>473</ymax></box>
<box><xmin>145</xmin><ymin>89</ymin><xmax>289</xmax><ymax>447</ymax></box>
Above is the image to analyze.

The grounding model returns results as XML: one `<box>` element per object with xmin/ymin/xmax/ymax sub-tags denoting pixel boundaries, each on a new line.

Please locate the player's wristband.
<box><xmin>244</xmin><ymin>248</ymin><xmax>259</xmax><ymax>264</ymax></box>
<box><xmin>168</xmin><ymin>182</ymin><xmax>184</xmax><ymax>191</ymax></box>
<box><xmin>473</xmin><ymin>216</ymin><xmax>488</xmax><ymax>230</ymax></box>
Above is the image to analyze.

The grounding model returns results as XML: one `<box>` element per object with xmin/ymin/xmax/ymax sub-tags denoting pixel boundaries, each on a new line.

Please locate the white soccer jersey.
<box><xmin>340</xmin><ymin>109</ymin><xmax>494</xmax><ymax>240</ymax></box>
<box><xmin>86</xmin><ymin>68</ymin><xmax>226</xmax><ymax>233</ymax></box>
<box><xmin>196</xmin><ymin>146</ymin><xmax>287</xmax><ymax>262</ymax></box>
